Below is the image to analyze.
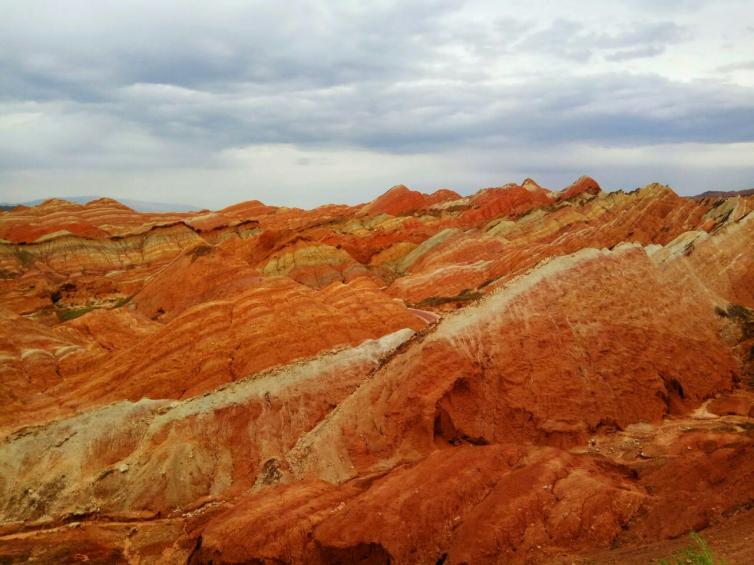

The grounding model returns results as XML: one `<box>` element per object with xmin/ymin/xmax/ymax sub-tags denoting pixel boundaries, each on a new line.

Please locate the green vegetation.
<box><xmin>112</xmin><ymin>295</ymin><xmax>132</xmax><ymax>308</ymax></box>
<box><xmin>657</xmin><ymin>532</ymin><xmax>726</xmax><ymax>565</ymax></box>
<box><xmin>55</xmin><ymin>294</ymin><xmax>132</xmax><ymax>322</ymax></box>
<box><xmin>56</xmin><ymin>305</ymin><xmax>95</xmax><ymax>322</ymax></box>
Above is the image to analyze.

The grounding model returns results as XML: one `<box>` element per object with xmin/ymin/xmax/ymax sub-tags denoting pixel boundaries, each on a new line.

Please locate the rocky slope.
<box><xmin>0</xmin><ymin>179</ymin><xmax>753</xmax><ymax>564</ymax></box>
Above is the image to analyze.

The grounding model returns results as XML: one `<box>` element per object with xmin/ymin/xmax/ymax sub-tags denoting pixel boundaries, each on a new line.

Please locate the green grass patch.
<box><xmin>55</xmin><ymin>295</ymin><xmax>132</xmax><ymax>322</ymax></box>
<box><xmin>112</xmin><ymin>295</ymin><xmax>132</xmax><ymax>308</ymax></box>
<box><xmin>657</xmin><ymin>532</ymin><xmax>726</xmax><ymax>565</ymax></box>
<box><xmin>56</xmin><ymin>305</ymin><xmax>95</xmax><ymax>322</ymax></box>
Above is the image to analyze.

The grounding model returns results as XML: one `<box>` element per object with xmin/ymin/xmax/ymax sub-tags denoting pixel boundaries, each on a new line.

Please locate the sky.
<box><xmin>1</xmin><ymin>0</ymin><xmax>754</xmax><ymax>209</ymax></box>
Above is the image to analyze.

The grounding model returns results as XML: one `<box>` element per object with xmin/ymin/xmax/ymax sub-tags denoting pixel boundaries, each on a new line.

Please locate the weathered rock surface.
<box><xmin>282</xmin><ymin>245</ymin><xmax>736</xmax><ymax>486</ymax></box>
<box><xmin>1</xmin><ymin>277</ymin><xmax>426</xmax><ymax>434</ymax></box>
<box><xmin>360</xmin><ymin>185</ymin><xmax>461</xmax><ymax>217</ymax></box>
<box><xmin>1</xmin><ymin>179</ymin><xmax>753</xmax><ymax>564</ymax></box>
<box><xmin>0</xmin><ymin>330</ymin><xmax>414</xmax><ymax>525</ymax></box>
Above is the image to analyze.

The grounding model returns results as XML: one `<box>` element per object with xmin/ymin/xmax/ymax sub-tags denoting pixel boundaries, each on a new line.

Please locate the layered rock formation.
<box><xmin>1</xmin><ymin>179</ymin><xmax>753</xmax><ymax>564</ymax></box>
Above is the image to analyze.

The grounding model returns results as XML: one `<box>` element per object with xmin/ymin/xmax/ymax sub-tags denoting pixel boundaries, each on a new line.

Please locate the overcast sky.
<box><xmin>1</xmin><ymin>0</ymin><xmax>754</xmax><ymax>208</ymax></box>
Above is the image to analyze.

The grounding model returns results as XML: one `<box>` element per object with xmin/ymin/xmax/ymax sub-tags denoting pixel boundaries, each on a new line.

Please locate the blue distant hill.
<box><xmin>0</xmin><ymin>196</ymin><xmax>201</xmax><ymax>213</ymax></box>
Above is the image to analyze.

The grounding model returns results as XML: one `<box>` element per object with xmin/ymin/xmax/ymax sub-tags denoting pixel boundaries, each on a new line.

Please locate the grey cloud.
<box><xmin>3</xmin><ymin>70</ymin><xmax>753</xmax><ymax>176</ymax></box>
<box><xmin>717</xmin><ymin>60</ymin><xmax>754</xmax><ymax>72</ymax></box>
<box><xmin>615</xmin><ymin>0</ymin><xmax>737</xmax><ymax>13</ymax></box>
<box><xmin>510</xmin><ymin>19</ymin><xmax>687</xmax><ymax>62</ymax></box>
<box><xmin>0</xmin><ymin>0</ymin><xmax>753</xmax><ymax>205</ymax></box>
<box><xmin>1</xmin><ymin>4</ymin><xmax>689</xmax><ymax>107</ymax></box>
<box><xmin>124</xmin><ymin>73</ymin><xmax>754</xmax><ymax>150</ymax></box>
<box><xmin>605</xmin><ymin>45</ymin><xmax>666</xmax><ymax>61</ymax></box>
<box><xmin>1</xmin><ymin>0</ymin><xmax>465</xmax><ymax>102</ymax></box>
<box><xmin>512</xmin><ymin>19</ymin><xmax>593</xmax><ymax>62</ymax></box>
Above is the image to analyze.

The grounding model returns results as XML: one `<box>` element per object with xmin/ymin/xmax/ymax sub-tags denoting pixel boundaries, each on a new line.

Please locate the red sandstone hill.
<box><xmin>1</xmin><ymin>178</ymin><xmax>754</xmax><ymax>564</ymax></box>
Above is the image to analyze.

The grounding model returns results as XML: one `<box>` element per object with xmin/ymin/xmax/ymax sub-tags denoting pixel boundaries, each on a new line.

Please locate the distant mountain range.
<box><xmin>0</xmin><ymin>196</ymin><xmax>200</xmax><ymax>213</ymax></box>
<box><xmin>692</xmin><ymin>188</ymin><xmax>754</xmax><ymax>199</ymax></box>
<box><xmin>3</xmin><ymin>186</ymin><xmax>753</xmax><ymax>213</ymax></box>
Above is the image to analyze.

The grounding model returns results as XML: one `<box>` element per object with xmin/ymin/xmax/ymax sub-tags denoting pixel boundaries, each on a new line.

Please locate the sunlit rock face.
<box><xmin>1</xmin><ymin>181</ymin><xmax>754</xmax><ymax>564</ymax></box>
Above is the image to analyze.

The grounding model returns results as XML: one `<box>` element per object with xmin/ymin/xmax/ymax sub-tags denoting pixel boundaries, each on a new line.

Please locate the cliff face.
<box><xmin>1</xmin><ymin>179</ymin><xmax>753</xmax><ymax>564</ymax></box>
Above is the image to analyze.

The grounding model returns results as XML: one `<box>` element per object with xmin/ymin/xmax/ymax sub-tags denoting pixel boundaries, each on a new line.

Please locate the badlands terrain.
<box><xmin>0</xmin><ymin>178</ymin><xmax>753</xmax><ymax>564</ymax></box>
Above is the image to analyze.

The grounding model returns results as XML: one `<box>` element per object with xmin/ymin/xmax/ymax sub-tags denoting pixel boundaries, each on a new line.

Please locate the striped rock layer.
<box><xmin>1</xmin><ymin>179</ymin><xmax>754</xmax><ymax>564</ymax></box>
